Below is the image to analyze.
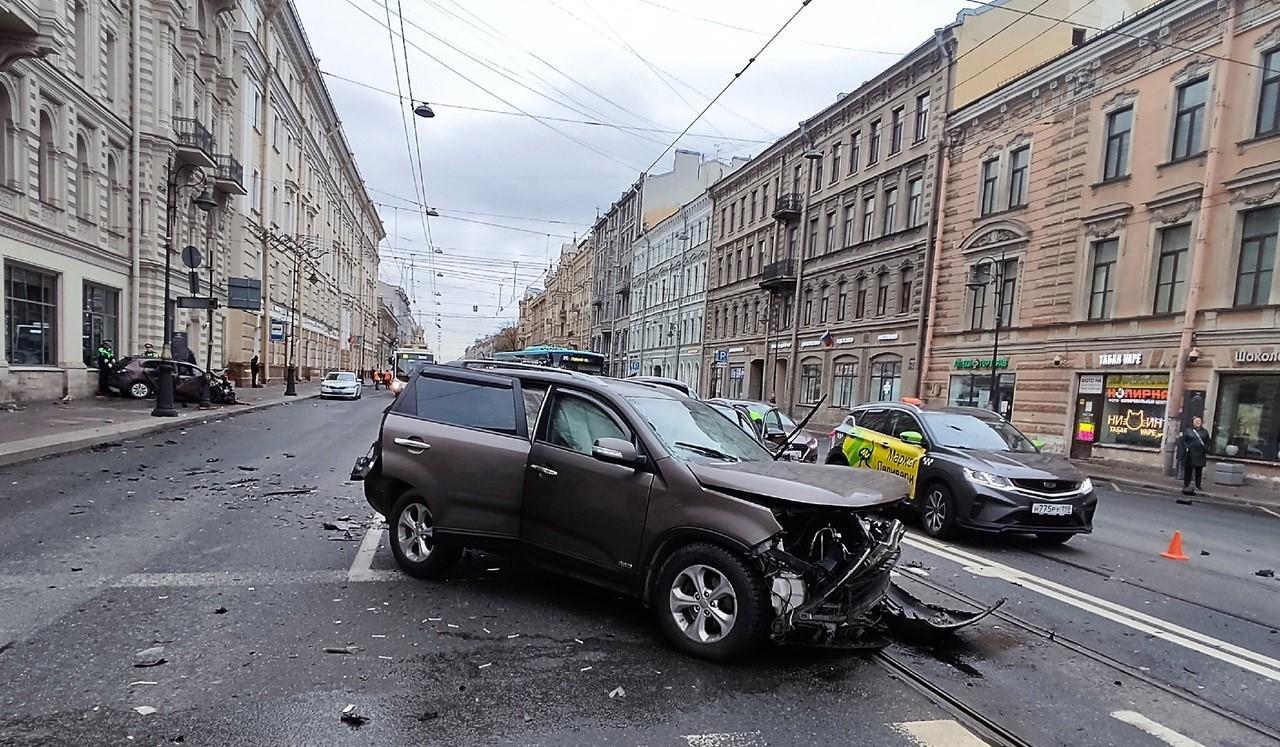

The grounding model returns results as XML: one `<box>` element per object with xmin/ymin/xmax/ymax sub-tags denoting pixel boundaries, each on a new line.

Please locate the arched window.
<box><xmin>870</xmin><ymin>355</ymin><xmax>903</xmax><ymax>402</ymax></box>
<box><xmin>0</xmin><ymin>86</ymin><xmax>12</xmax><ymax>183</ymax></box>
<box><xmin>833</xmin><ymin>356</ymin><xmax>859</xmax><ymax>408</ymax></box>
<box><xmin>74</xmin><ymin>134</ymin><xmax>90</xmax><ymax>218</ymax></box>
<box><xmin>38</xmin><ymin>111</ymin><xmax>55</xmax><ymax>203</ymax></box>
<box><xmin>106</xmin><ymin>153</ymin><xmax>121</xmax><ymax>230</ymax></box>
<box><xmin>799</xmin><ymin>357</ymin><xmax>823</xmax><ymax>404</ymax></box>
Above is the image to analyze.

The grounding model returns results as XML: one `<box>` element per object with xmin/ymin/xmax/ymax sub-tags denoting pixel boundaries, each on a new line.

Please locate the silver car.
<box><xmin>320</xmin><ymin>371</ymin><xmax>362</xmax><ymax>400</ymax></box>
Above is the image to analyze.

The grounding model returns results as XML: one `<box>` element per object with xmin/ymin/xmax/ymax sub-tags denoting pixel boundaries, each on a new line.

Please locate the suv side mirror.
<box><xmin>900</xmin><ymin>430</ymin><xmax>925</xmax><ymax>446</ymax></box>
<box><xmin>592</xmin><ymin>437</ymin><xmax>644</xmax><ymax>468</ymax></box>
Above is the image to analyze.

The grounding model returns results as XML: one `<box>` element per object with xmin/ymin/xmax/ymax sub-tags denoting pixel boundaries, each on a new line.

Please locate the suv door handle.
<box><xmin>529</xmin><ymin>464</ymin><xmax>558</xmax><ymax>477</ymax></box>
<box><xmin>878</xmin><ymin>441</ymin><xmax>891</xmax><ymax>448</ymax></box>
<box><xmin>393</xmin><ymin>437</ymin><xmax>431</xmax><ymax>452</ymax></box>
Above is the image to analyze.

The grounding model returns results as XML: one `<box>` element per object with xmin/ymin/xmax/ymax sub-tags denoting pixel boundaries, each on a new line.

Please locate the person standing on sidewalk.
<box><xmin>142</xmin><ymin>343</ymin><xmax>158</xmax><ymax>358</ymax></box>
<box><xmin>250</xmin><ymin>355</ymin><xmax>261</xmax><ymax>388</ymax></box>
<box><xmin>1180</xmin><ymin>416</ymin><xmax>1210</xmax><ymax>495</ymax></box>
<box><xmin>95</xmin><ymin>340</ymin><xmax>115</xmax><ymax>396</ymax></box>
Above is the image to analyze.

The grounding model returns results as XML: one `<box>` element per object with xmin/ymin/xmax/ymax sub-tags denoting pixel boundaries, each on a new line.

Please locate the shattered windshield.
<box><xmin>628</xmin><ymin>396</ymin><xmax>771</xmax><ymax>463</ymax></box>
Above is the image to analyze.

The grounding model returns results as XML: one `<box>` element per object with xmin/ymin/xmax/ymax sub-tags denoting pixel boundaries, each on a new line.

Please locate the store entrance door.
<box><xmin>1071</xmin><ymin>392</ymin><xmax>1104</xmax><ymax>459</ymax></box>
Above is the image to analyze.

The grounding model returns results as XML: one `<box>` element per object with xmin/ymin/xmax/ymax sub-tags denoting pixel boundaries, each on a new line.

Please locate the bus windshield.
<box><xmin>394</xmin><ymin>350</ymin><xmax>435</xmax><ymax>381</ymax></box>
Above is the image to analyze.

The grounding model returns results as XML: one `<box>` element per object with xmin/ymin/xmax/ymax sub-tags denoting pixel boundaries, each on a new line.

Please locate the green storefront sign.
<box><xmin>953</xmin><ymin>357</ymin><xmax>1009</xmax><ymax>370</ymax></box>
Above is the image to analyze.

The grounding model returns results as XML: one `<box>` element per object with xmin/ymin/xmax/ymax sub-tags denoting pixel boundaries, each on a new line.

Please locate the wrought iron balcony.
<box><xmin>172</xmin><ymin>117</ymin><xmax>215</xmax><ymax>167</ymax></box>
<box><xmin>759</xmin><ymin>258</ymin><xmax>797</xmax><ymax>291</ymax></box>
<box><xmin>771</xmin><ymin>193</ymin><xmax>803</xmax><ymax>221</ymax></box>
<box><xmin>213</xmin><ymin>154</ymin><xmax>247</xmax><ymax>195</ymax></box>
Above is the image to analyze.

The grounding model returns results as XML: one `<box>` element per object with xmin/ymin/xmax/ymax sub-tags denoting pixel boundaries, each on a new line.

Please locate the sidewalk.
<box><xmin>1074</xmin><ymin>458</ymin><xmax>1280</xmax><ymax>512</ymax></box>
<box><xmin>0</xmin><ymin>380</ymin><xmax>321</xmax><ymax>468</ymax></box>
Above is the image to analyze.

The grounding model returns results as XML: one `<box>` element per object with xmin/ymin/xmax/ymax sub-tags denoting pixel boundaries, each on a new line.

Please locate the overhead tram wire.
<box><xmin>641</xmin><ymin>0</ymin><xmax>816</xmax><ymax>176</ymax></box>
<box><xmin>320</xmin><ymin>70</ymin><xmax>771</xmax><ymax>144</ymax></box>
<box><xmin>953</xmin><ymin>0</ymin><xmax>1099</xmax><ymax>92</ymax></box>
<box><xmin>373</xmin><ymin>202</ymin><xmax>578</xmax><ymax>239</ymax></box>
<box><xmin>340</xmin><ymin>0</ymin><xmax>646</xmax><ymax>172</ymax></box>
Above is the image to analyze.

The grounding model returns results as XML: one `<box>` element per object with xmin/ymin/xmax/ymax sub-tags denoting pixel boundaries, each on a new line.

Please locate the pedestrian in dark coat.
<box><xmin>1180</xmin><ymin>416</ymin><xmax>1210</xmax><ymax>494</ymax></box>
<box><xmin>95</xmin><ymin>340</ymin><xmax>115</xmax><ymax>396</ymax></box>
<box><xmin>250</xmin><ymin>355</ymin><xmax>261</xmax><ymax>388</ymax></box>
<box><xmin>185</xmin><ymin>347</ymin><xmax>197</xmax><ymax>365</ymax></box>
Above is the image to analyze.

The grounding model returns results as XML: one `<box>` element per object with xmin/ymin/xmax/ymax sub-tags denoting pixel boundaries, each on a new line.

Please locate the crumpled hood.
<box><xmin>946</xmin><ymin>448</ymin><xmax>1085</xmax><ymax>480</ymax></box>
<box><xmin>689</xmin><ymin>460</ymin><xmax>907</xmax><ymax>509</ymax></box>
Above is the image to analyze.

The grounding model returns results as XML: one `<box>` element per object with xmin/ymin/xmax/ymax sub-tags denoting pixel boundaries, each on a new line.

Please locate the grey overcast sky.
<box><xmin>295</xmin><ymin>0</ymin><xmax>980</xmax><ymax>358</ymax></box>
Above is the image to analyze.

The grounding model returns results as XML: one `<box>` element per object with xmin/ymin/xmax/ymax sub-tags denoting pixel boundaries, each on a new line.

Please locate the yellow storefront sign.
<box><xmin>841</xmin><ymin>429</ymin><xmax>925</xmax><ymax>497</ymax></box>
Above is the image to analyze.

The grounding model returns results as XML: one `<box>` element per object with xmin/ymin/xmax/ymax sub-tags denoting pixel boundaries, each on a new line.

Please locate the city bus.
<box><xmin>492</xmin><ymin>345</ymin><xmax>605</xmax><ymax>375</ymax></box>
<box><xmin>391</xmin><ymin>348</ymin><xmax>435</xmax><ymax>394</ymax></box>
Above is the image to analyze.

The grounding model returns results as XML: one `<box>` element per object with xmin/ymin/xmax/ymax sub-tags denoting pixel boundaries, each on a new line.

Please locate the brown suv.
<box><xmin>353</xmin><ymin>362</ymin><xmax>995</xmax><ymax>660</ymax></box>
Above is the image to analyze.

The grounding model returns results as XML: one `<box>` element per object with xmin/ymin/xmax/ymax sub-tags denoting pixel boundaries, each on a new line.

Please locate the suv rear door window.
<box><xmin>855</xmin><ymin>409</ymin><xmax>891</xmax><ymax>434</ymax></box>
<box><xmin>543</xmin><ymin>394</ymin><xmax>628</xmax><ymax>455</ymax></box>
<box><xmin>414</xmin><ymin>376</ymin><xmax>518</xmax><ymax>435</ymax></box>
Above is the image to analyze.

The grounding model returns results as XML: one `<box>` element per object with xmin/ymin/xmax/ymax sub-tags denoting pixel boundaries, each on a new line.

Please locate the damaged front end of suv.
<box><xmin>689</xmin><ymin>462</ymin><xmax>1001</xmax><ymax>648</ymax></box>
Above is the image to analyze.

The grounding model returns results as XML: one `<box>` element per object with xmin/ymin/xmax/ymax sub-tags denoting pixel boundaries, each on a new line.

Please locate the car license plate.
<box><xmin>1031</xmin><ymin>503</ymin><xmax>1072</xmax><ymax>516</ymax></box>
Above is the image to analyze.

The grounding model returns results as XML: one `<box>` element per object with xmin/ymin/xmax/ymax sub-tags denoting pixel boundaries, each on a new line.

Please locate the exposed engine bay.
<box><xmin>756</xmin><ymin>507</ymin><xmax>1002</xmax><ymax>646</ymax></box>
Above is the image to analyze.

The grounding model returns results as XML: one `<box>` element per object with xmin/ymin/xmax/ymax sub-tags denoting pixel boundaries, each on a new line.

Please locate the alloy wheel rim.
<box><xmin>925</xmin><ymin>490</ymin><xmax>946</xmax><ymax>533</ymax></box>
<box><xmin>397</xmin><ymin>502</ymin><xmax>434</xmax><ymax>563</ymax></box>
<box><xmin>669</xmin><ymin>563</ymin><xmax>737</xmax><ymax>644</ymax></box>
<box><xmin>131</xmin><ymin>382</ymin><xmax>149</xmax><ymax>398</ymax></box>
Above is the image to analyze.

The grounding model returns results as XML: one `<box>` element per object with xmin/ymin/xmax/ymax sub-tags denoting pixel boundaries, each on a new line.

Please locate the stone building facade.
<box><xmin>924</xmin><ymin>0</ymin><xmax>1280</xmax><ymax>480</ymax></box>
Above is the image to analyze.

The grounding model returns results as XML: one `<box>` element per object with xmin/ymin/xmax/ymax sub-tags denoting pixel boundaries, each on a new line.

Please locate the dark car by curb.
<box><xmin>110</xmin><ymin>356</ymin><xmax>236</xmax><ymax>404</ymax></box>
<box><xmin>826</xmin><ymin>402</ymin><xmax>1097</xmax><ymax>543</ymax></box>
<box><xmin>707</xmin><ymin>399</ymin><xmax>820</xmax><ymax>463</ymax></box>
<box><xmin>352</xmin><ymin>363</ymin><xmax>996</xmax><ymax>660</ymax></box>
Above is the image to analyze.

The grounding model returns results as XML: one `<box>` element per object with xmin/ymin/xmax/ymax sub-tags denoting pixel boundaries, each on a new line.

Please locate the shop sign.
<box><xmin>953</xmin><ymin>357</ymin><xmax>1009</xmax><ymax>370</ymax></box>
<box><xmin>727</xmin><ymin>346</ymin><xmax>745</xmax><ymax>354</ymax></box>
<box><xmin>1101</xmin><ymin>373</ymin><xmax>1168</xmax><ymax>448</ymax></box>
<box><xmin>800</xmin><ymin>340</ymin><xmax>821</xmax><ymax>348</ymax></box>
<box><xmin>1234</xmin><ymin>350</ymin><xmax>1280</xmax><ymax>364</ymax></box>
<box><xmin>877</xmin><ymin>333</ymin><xmax>899</xmax><ymax>342</ymax></box>
<box><xmin>1099</xmin><ymin>352</ymin><xmax>1143</xmax><ymax>366</ymax></box>
<box><xmin>1079</xmin><ymin>374</ymin><xmax>1104</xmax><ymax>395</ymax></box>
<box><xmin>836</xmin><ymin>337</ymin><xmax>855</xmax><ymax>345</ymax></box>
<box><xmin>771</xmin><ymin>341</ymin><xmax>791</xmax><ymax>351</ymax></box>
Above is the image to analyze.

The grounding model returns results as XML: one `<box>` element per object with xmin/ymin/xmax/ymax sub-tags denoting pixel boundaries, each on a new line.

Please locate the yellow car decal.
<box><xmin>841</xmin><ymin>427</ymin><xmax>925</xmax><ymax>498</ymax></box>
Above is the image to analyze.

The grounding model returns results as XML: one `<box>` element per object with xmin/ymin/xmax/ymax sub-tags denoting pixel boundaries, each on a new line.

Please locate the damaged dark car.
<box><xmin>353</xmin><ymin>362</ymin><xmax>998</xmax><ymax>660</ymax></box>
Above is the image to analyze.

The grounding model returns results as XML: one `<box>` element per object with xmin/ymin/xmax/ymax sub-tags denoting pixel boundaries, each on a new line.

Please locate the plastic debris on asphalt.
<box><xmin>322</xmin><ymin>645</ymin><xmax>362</xmax><ymax>655</ymax></box>
<box><xmin>133</xmin><ymin>706</ymin><xmax>157</xmax><ymax>715</ymax></box>
<box><xmin>1257</xmin><ymin>569</ymin><xmax>1275</xmax><ymax>578</ymax></box>
<box><xmin>339</xmin><ymin>704</ymin><xmax>369</xmax><ymax>727</ymax></box>
<box><xmin>608</xmin><ymin>686</ymin><xmax>625</xmax><ymax>699</ymax></box>
<box><xmin>133</xmin><ymin>646</ymin><xmax>166</xmax><ymax>668</ymax></box>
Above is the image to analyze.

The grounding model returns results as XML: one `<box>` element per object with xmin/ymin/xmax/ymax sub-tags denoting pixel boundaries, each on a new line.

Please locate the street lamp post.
<box><xmin>965</xmin><ymin>250</ymin><xmax>1008</xmax><ymax>414</ymax></box>
<box><xmin>154</xmin><ymin>159</ymin><xmax>216</xmax><ymax>418</ymax></box>
<box><xmin>198</xmin><ymin>202</ymin><xmax>219</xmax><ymax>409</ymax></box>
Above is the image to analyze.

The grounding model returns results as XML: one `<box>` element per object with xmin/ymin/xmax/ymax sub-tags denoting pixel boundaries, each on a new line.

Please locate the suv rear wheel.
<box><xmin>388</xmin><ymin>491</ymin><xmax>462</xmax><ymax>579</ymax></box>
<box><xmin>653</xmin><ymin>543</ymin><xmax>771</xmax><ymax>661</ymax></box>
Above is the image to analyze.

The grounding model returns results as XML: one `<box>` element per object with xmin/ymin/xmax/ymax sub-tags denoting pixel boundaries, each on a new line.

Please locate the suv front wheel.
<box><xmin>388</xmin><ymin>491</ymin><xmax>462</xmax><ymax>579</ymax></box>
<box><xmin>653</xmin><ymin>543</ymin><xmax>771</xmax><ymax>661</ymax></box>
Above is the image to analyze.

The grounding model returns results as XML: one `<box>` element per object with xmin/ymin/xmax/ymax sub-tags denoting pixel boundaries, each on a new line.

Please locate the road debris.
<box><xmin>236</xmin><ymin>465</ymin><xmax>259</xmax><ymax>472</ymax></box>
<box><xmin>214</xmin><ymin>606</ymin><xmax>228</xmax><ymax>614</ymax></box>
<box><xmin>339</xmin><ymin>704</ymin><xmax>369</xmax><ymax>727</ymax></box>
<box><xmin>1199</xmin><ymin>550</ymin><xmax>1211</xmax><ymax>556</ymax></box>
<box><xmin>128</xmin><ymin>681</ymin><xmax>158</xmax><ymax>687</ymax></box>
<box><xmin>1257</xmin><ymin>569</ymin><xmax>1275</xmax><ymax>578</ymax></box>
<box><xmin>608</xmin><ymin>686</ymin><xmax>626</xmax><ymax>699</ymax></box>
<box><xmin>417</xmin><ymin>711</ymin><xmax>439</xmax><ymax>722</ymax></box>
<box><xmin>580</xmin><ymin>666</ymin><xmax>592</xmax><ymax>672</ymax></box>
<box><xmin>322</xmin><ymin>520</ymin><xmax>359</xmax><ymax>532</ymax></box>
<box><xmin>478</xmin><ymin>662</ymin><xmax>492</xmax><ymax>669</ymax></box>
<box><xmin>322</xmin><ymin>645</ymin><xmax>362</xmax><ymax>655</ymax></box>
<box><xmin>133</xmin><ymin>706</ymin><xmax>157</xmax><ymax>715</ymax></box>
<box><xmin>205</xmin><ymin>457</ymin><xmax>220</xmax><ymax>463</ymax></box>
<box><xmin>133</xmin><ymin>646</ymin><xmax>166</xmax><ymax>668</ymax></box>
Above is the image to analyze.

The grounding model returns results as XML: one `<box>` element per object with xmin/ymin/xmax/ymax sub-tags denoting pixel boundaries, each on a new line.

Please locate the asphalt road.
<box><xmin>0</xmin><ymin>391</ymin><xmax>1277</xmax><ymax>746</ymax></box>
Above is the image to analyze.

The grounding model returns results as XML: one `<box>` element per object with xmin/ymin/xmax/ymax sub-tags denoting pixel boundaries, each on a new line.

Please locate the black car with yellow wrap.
<box><xmin>826</xmin><ymin>402</ymin><xmax>1096</xmax><ymax>542</ymax></box>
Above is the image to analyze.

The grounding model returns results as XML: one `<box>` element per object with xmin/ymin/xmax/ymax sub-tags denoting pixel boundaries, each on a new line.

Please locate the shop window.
<box><xmin>1154</xmin><ymin>224</ymin><xmax>1190</xmax><ymax>314</ymax></box>
<box><xmin>1234</xmin><ymin>207</ymin><xmax>1277</xmax><ymax>307</ymax></box>
<box><xmin>870</xmin><ymin>357</ymin><xmax>902</xmax><ymax>402</ymax></box>
<box><xmin>1088</xmin><ymin>238</ymin><xmax>1118</xmax><ymax>320</ymax></box>
<box><xmin>1171</xmin><ymin>77</ymin><xmax>1207</xmax><ymax>160</ymax></box>
<box><xmin>5</xmin><ymin>262</ymin><xmax>59</xmax><ymax>366</ymax></box>
<box><xmin>949</xmin><ymin>373</ymin><xmax>1016</xmax><ymax>418</ymax></box>
<box><xmin>82</xmin><ymin>282</ymin><xmax>119</xmax><ymax>366</ymax></box>
<box><xmin>1099</xmin><ymin>373</ymin><xmax>1168</xmax><ymax>448</ymax></box>
<box><xmin>832</xmin><ymin>359</ymin><xmax>859</xmax><ymax>408</ymax></box>
<box><xmin>1212</xmin><ymin>374</ymin><xmax>1280</xmax><ymax>460</ymax></box>
<box><xmin>728</xmin><ymin>366</ymin><xmax>744</xmax><ymax>399</ymax></box>
<box><xmin>800</xmin><ymin>360</ymin><xmax>822</xmax><ymax>404</ymax></box>
<box><xmin>1259</xmin><ymin>49</ymin><xmax>1280</xmax><ymax>137</ymax></box>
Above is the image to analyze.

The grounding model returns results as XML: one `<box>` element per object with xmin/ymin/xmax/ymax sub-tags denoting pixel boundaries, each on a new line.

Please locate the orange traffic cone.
<box><xmin>1161</xmin><ymin>531</ymin><xmax>1189</xmax><ymax>561</ymax></box>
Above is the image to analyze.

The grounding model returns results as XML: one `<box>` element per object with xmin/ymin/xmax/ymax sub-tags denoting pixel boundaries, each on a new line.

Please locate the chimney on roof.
<box><xmin>1071</xmin><ymin>27</ymin><xmax>1086</xmax><ymax>47</ymax></box>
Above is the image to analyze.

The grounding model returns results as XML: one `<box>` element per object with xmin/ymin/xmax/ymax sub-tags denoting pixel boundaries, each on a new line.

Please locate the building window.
<box><xmin>820</xmin><ymin>288</ymin><xmax>830</xmax><ymax>323</ymax></box>
<box><xmin>843</xmin><ymin>205</ymin><xmax>855</xmax><ymax>246</ymax></box>
<box><xmin>870</xmin><ymin>357</ymin><xmax>902</xmax><ymax>402</ymax></box>
<box><xmin>807</xmin><ymin>218</ymin><xmax>819</xmax><ymax>259</ymax></box>
<box><xmin>82</xmin><ymin>282</ymin><xmax>119</xmax><ymax>367</ymax></box>
<box><xmin>106</xmin><ymin>153</ymin><xmax>121</xmax><ymax>231</ymax></box>
<box><xmin>899</xmin><ymin>267</ymin><xmax>913</xmax><ymax>313</ymax></box>
<box><xmin>1259</xmin><ymin>49</ymin><xmax>1280</xmax><ymax>137</ymax></box>
<box><xmin>968</xmin><ymin>258</ymin><xmax>1018</xmax><ymax>330</ymax></box>
<box><xmin>906</xmin><ymin>178</ymin><xmax>923</xmax><ymax>227</ymax></box>
<box><xmin>761</xmin><ymin>183</ymin><xmax>770</xmax><ymax>215</ymax></box>
<box><xmin>849</xmin><ymin>132</ymin><xmax>860</xmax><ymax>175</ymax></box>
<box><xmin>74</xmin><ymin>135</ymin><xmax>90</xmax><ymax>219</ymax></box>
<box><xmin>1154</xmin><ymin>224</ymin><xmax>1190</xmax><ymax>314</ymax></box>
<box><xmin>950</xmin><ymin>373</ymin><xmax>1017</xmax><ymax>415</ymax></box>
<box><xmin>728</xmin><ymin>366</ymin><xmax>744</xmax><ymax>398</ymax></box>
<box><xmin>837</xmin><ymin>282</ymin><xmax>847</xmax><ymax>321</ymax></box>
<box><xmin>74</xmin><ymin>2</ymin><xmax>89</xmax><ymax>79</ymax></box>
<box><xmin>914</xmin><ymin>92</ymin><xmax>930</xmax><ymax>142</ymax></box>
<box><xmin>1088</xmin><ymin>238</ymin><xmax>1119</xmax><ymax>320</ymax></box>
<box><xmin>833</xmin><ymin>359</ymin><xmax>858</xmax><ymax>407</ymax></box>
<box><xmin>5</xmin><ymin>262</ymin><xmax>58</xmax><ymax>366</ymax></box>
<box><xmin>731</xmin><ymin>304</ymin><xmax>738</xmax><ymax>335</ymax></box>
<box><xmin>868</xmin><ymin>120</ymin><xmax>881</xmax><ymax>165</ymax></box>
<box><xmin>830</xmin><ymin>142</ymin><xmax>841</xmax><ymax>182</ymax></box>
<box><xmin>1099</xmin><ymin>373</ymin><xmax>1169</xmax><ymax>449</ymax></box>
<box><xmin>104</xmin><ymin>31</ymin><xmax>118</xmax><ymax>102</ymax></box>
<box><xmin>1235</xmin><ymin>206</ymin><xmax>1278</xmax><ymax>307</ymax></box>
<box><xmin>1007</xmin><ymin>146</ymin><xmax>1029</xmax><ymax>208</ymax></box>
<box><xmin>1103</xmin><ymin>106</ymin><xmax>1132</xmax><ymax>180</ymax></box>
<box><xmin>883</xmin><ymin>187</ymin><xmax>898</xmax><ymax>234</ymax></box>
<box><xmin>812</xmin><ymin>156</ymin><xmax>823</xmax><ymax>192</ymax></box>
<box><xmin>1212</xmin><ymin>374</ymin><xmax>1280</xmax><ymax>460</ymax></box>
<box><xmin>862</xmin><ymin>194</ymin><xmax>876</xmax><ymax>241</ymax></box>
<box><xmin>803</xmin><ymin>289</ymin><xmax>813</xmax><ymax>325</ymax></box>
<box><xmin>875</xmin><ymin>272</ymin><xmax>889</xmax><ymax>316</ymax></box>
<box><xmin>792</xmin><ymin>164</ymin><xmax>802</xmax><ymax>194</ymax></box>
<box><xmin>787</xmin><ymin>226</ymin><xmax>798</xmax><ymax>256</ymax></box>
<box><xmin>980</xmin><ymin>158</ymin><xmax>999</xmax><ymax>216</ymax></box>
<box><xmin>800</xmin><ymin>361</ymin><xmax>822</xmax><ymax>404</ymax></box>
<box><xmin>825</xmin><ymin>212</ymin><xmax>836</xmax><ymax>253</ymax></box>
<box><xmin>1171</xmin><ymin>77</ymin><xmax>1208</xmax><ymax>160</ymax></box>
<box><xmin>749</xmin><ymin>190</ymin><xmax>757</xmax><ymax>222</ymax></box>
<box><xmin>38</xmin><ymin>111</ymin><xmax>55</xmax><ymax>203</ymax></box>
<box><xmin>890</xmin><ymin>107</ymin><xmax>904</xmax><ymax>154</ymax></box>
<box><xmin>855</xmin><ymin>278</ymin><xmax>866</xmax><ymax>319</ymax></box>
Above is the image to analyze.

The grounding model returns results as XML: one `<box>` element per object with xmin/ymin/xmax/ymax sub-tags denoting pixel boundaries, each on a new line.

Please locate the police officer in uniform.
<box><xmin>95</xmin><ymin>340</ymin><xmax>115</xmax><ymax>396</ymax></box>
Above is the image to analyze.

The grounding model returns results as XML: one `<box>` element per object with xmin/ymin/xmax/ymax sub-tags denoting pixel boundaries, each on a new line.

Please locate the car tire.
<box><xmin>127</xmin><ymin>381</ymin><xmax>153</xmax><ymax>399</ymax></box>
<box><xmin>388</xmin><ymin>491</ymin><xmax>462</xmax><ymax>579</ymax></box>
<box><xmin>653</xmin><ymin>543</ymin><xmax>771</xmax><ymax>661</ymax></box>
<box><xmin>1035</xmin><ymin>532</ymin><xmax>1072</xmax><ymax>545</ymax></box>
<box><xmin>824</xmin><ymin>449</ymin><xmax>848</xmax><ymax>466</ymax></box>
<box><xmin>920</xmin><ymin>482</ymin><xmax>958</xmax><ymax>539</ymax></box>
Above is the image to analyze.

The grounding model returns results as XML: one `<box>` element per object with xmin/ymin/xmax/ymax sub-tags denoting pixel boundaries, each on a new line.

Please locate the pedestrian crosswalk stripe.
<box><xmin>894</xmin><ymin>719</ymin><xmax>988</xmax><ymax>746</ymax></box>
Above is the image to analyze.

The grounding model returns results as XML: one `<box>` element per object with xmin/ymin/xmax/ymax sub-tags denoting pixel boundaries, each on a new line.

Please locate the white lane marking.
<box><xmin>1258</xmin><ymin>506</ymin><xmax>1280</xmax><ymax>520</ymax></box>
<box><xmin>681</xmin><ymin>733</ymin><xmax>763</xmax><ymax>747</ymax></box>
<box><xmin>1110</xmin><ymin>711</ymin><xmax>1206</xmax><ymax>747</ymax></box>
<box><xmin>895</xmin><ymin>720</ymin><xmax>989</xmax><ymax>747</ymax></box>
<box><xmin>348</xmin><ymin>524</ymin><xmax>386</xmax><ymax>582</ymax></box>
<box><xmin>904</xmin><ymin>535</ymin><xmax>1280</xmax><ymax>683</ymax></box>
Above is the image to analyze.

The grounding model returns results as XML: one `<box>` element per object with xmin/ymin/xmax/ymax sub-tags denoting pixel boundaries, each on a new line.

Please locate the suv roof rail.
<box><xmin>449</xmin><ymin>359</ymin><xmax>584</xmax><ymax>378</ymax></box>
